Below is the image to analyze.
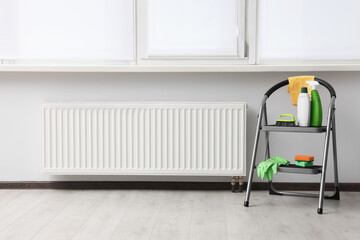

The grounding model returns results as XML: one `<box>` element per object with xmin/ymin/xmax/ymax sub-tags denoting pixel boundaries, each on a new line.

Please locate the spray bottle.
<box><xmin>306</xmin><ymin>81</ymin><xmax>323</xmax><ymax>127</ymax></box>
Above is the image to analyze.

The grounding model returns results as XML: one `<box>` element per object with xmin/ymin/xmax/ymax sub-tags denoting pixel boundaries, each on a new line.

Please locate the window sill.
<box><xmin>1</xmin><ymin>63</ymin><xmax>360</xmax><ymax>72</ymax></box>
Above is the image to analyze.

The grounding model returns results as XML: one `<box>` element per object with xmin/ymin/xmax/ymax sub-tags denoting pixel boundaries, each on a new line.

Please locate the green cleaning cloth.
<box><xmin>257</xmin><ymin>156</ymin><xmax>290</xmax><ymax>181</ymax></box>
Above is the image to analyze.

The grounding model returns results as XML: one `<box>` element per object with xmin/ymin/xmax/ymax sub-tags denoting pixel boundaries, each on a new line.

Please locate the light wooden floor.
<box><xmin>0</xmin><ymin>189</ymin><xmax>358</xmax><ymax>240</ymax></box>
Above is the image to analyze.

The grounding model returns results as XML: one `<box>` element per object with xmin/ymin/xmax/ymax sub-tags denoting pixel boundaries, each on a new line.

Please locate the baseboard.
<box><xmin>0</xmin><ymin>181</ymin><xmax>359</xmax><ymax>191</ymax></box>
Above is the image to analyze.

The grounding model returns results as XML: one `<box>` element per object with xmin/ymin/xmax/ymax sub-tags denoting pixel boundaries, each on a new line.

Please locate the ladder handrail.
<box><xmin>264</xmin><ymin>78</ymin><xmax>336</xmax><ymax>98</ymax></box>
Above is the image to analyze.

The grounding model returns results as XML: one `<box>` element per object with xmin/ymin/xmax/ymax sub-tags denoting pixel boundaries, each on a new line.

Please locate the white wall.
<box><xmin>0</xmin><ymin>71</ymin><xmax>358</xmax><ymax>183</ymax></box>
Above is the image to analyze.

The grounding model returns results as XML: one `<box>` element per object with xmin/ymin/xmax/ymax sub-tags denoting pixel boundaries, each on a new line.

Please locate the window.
<box><xmin>143</xmin><ymin>0</ymin><xmax>242</xmax><ymax>58</ymax></box>
<box><xmin>137</xmin><ymin>0</ymin><xmax>248</xmax><ymax>65</ymax></box>
<box><xmin>2</xmin><ymin>0</ymin><xmax>360</xmax><ymax>70</ymax></box>
<box><xmin>0</xmin><ymin>0</ymin><xmax>135</xmax><ymax>63</ymax></box>
<box><xmin>257</xmin><ymin>0</ymin><xmax>360</xmax><ymax>63</ymax></box>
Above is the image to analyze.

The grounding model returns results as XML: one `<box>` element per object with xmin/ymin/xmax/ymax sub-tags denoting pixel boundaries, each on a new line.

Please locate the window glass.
<box><xmin>0</xmin><ymin>0</ymin><xmax>134</xmax><ymax>60</ymax></box>
<box><xmin>257</xmin><ymin>0</ymin><xmax>360</xmax><ymax>61</ymax></box>
<box><xmin>146</xmin><ymin>0</ymin><xmax>240</xmax><ymax>57</ymax></box>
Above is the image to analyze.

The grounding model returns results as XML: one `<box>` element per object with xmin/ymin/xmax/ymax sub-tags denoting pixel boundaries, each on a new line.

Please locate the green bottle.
<box><xmin>307</xmin><ymin>81</ymin><xmax>322</xmax><ymax>127</ymax></box>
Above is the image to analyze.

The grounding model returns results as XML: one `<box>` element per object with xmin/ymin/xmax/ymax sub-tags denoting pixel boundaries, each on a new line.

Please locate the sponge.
<box><xmin>295</xmin><ymin>160</ymin><xmax>314</xmax><ymax>167</ymax></box>
<box><xmin>295</xmin><ymin>155</ymin><xmax>314</xmax><ymax>162</ymax></box>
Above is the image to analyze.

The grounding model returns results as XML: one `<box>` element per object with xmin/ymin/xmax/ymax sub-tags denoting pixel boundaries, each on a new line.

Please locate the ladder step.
<box><xmin>262</xmin><ymin>125</ymin><xmax>327</xmax><ymax>133</ymax></box>
<box><xmin>278</xmin><ymin>164</ymin><xmax>322</xmax><ymax>174</ymax></box>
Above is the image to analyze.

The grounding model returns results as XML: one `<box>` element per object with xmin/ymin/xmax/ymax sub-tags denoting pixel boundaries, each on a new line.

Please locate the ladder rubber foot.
<box><xmin>317</xmin><ymin>208</ymin><xmax>323</xmax><ymax>214</ymax></box>
<box><xmin>244</xmin><ymin>201</ymin><xmax>249</xmax><ymax>207</ymax></box>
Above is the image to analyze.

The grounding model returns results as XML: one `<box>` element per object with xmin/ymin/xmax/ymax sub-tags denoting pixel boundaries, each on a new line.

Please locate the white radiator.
<box><xmin>42</xmin><ymin>102</ymin><xmax>246</xmax><ymax>176</ymax></box>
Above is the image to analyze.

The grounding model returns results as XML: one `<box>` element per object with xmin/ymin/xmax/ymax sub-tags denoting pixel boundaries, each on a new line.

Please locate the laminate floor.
<box><xmin>0</xmin><ymin>189</ymin><xmax>358</xmax><ymax>240</ymax></box>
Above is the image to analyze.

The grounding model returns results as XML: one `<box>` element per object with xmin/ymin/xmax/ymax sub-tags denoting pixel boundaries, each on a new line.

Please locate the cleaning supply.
<box><xmin>295</xmin><ymin>155</ymin><xmax>314</xmax><ymax>161</ymax></box>
<box><xmin>257</xmin><ymin>156</ymin><xmax>290</xmax><ymax>181</ymax></box>
<box><xmin>295</xmin><ymin>155</ymin><xmax>314</xmax><ymax>168</ymax></box>
<box><xmin>275</xmin><ymin>114</ymin><xmax>296</xmax><ymax>127</ymax></box>
<box><xmin>288</xmin><ymin>76</ymin><xmax>314</xmax><ymax>106</ymax></box>
<box><xmin>297</xmin><ymin>87</ymin><xmax>311</xmax><ymax>127</ymax></box>
<box><xmin>306</xmin><ymin>81</ymin><xmax>323</xmax><ymax>127</ymax></box>
<box><xmin>296</xmin><ymin>161</ymin><xmax>314</xmax><ymax>167</ymax></box>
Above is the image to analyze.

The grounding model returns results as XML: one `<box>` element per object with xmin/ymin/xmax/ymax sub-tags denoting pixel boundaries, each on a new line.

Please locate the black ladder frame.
<box><xmin>243</xmin><ymin>78</ymin><xmax>340</xmax><ymax>214</ymax></box>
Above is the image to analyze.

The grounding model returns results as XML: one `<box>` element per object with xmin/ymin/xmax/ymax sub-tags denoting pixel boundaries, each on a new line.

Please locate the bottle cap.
<box><xmin>301</xmin><ymin>87</ymin><xmax>308</xmax><ymax>93</ymax></box>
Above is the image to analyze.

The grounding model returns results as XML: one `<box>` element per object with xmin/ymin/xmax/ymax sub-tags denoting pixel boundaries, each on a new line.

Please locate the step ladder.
<box><xmin>243</xmin><ymin>78</ymin><xmax>340</xmax><ymax>214</ymax></box>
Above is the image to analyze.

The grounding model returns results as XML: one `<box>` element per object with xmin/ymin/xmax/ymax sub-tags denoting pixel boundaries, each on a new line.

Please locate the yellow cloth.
<box><xmin>288</xmin><ymin>76</ymin><xmax>314</xmax><ymax>106</ymax></box>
